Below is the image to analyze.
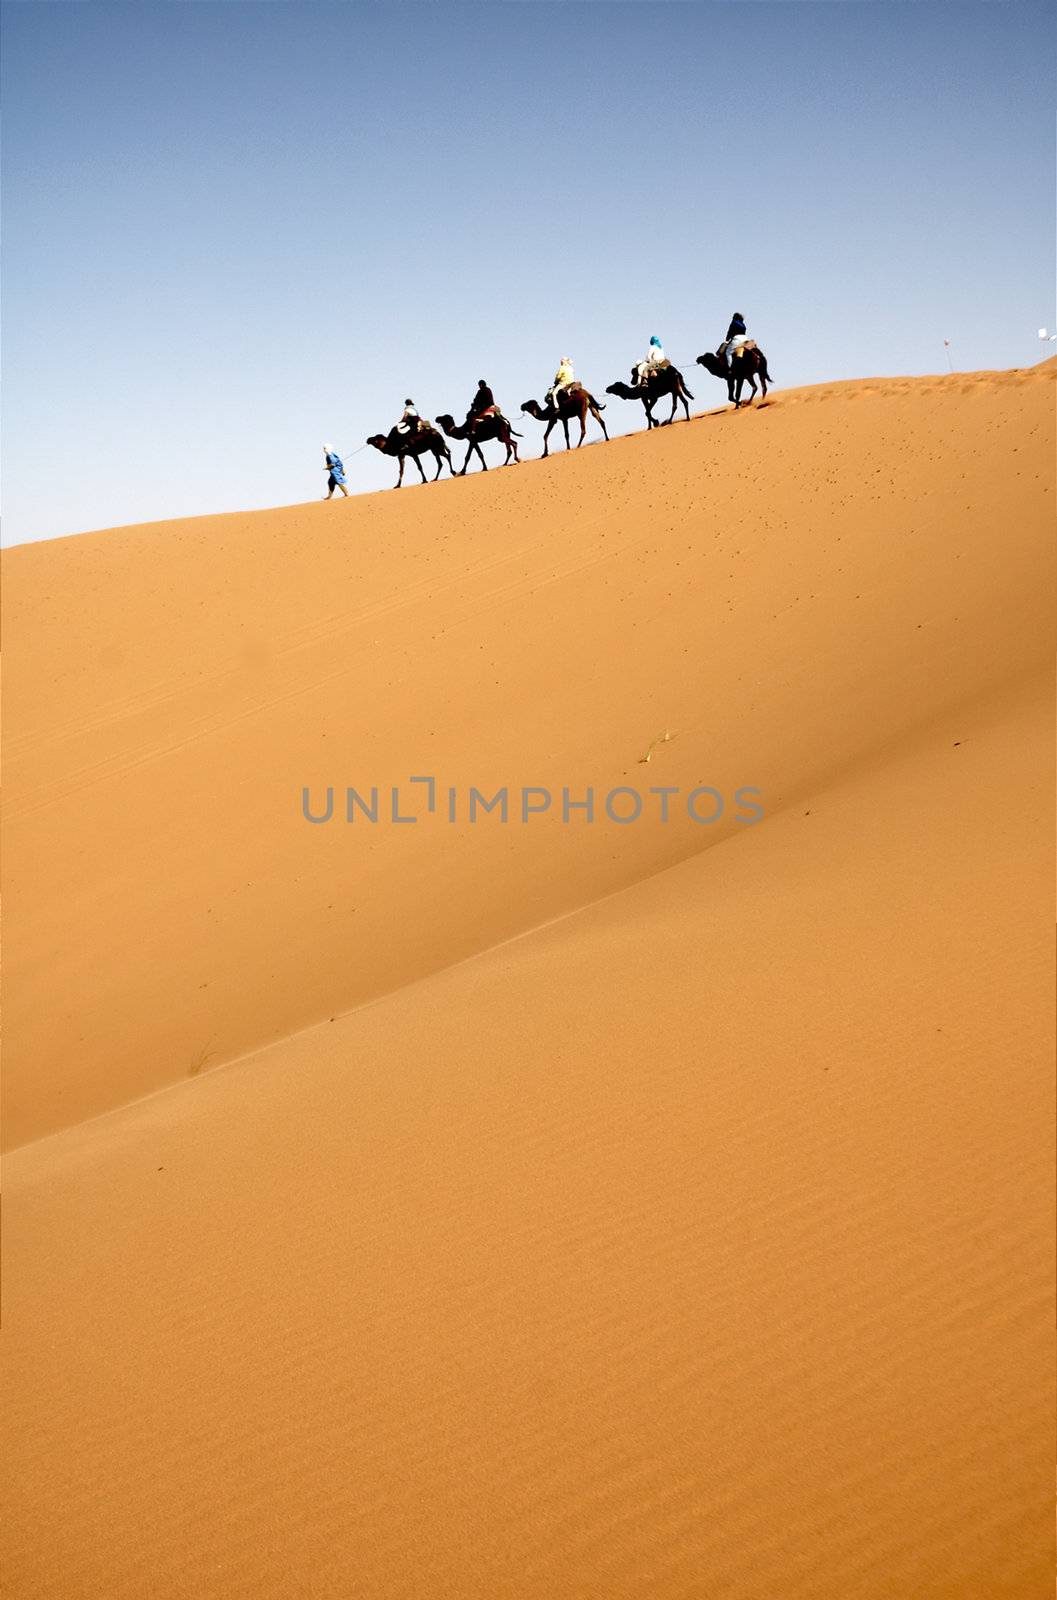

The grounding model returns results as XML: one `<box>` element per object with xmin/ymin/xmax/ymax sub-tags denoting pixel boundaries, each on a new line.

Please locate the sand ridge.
<box><xmin>4</xmin><ymin>363</ymin><xmax>1054</xmax><ymax>1146</ymax></box>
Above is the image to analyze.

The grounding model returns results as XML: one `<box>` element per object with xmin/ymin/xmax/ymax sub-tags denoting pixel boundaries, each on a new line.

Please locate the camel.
<box><xmin>697</xmin><ymin>346</ymin><xmax>772</xmax><ymax>408</ymax></box>
<box><xmin>605</xmin><ymin>364</ymin><xmax>694</xmax><ymax>428</ymax></box>
<box><xmin>520</xmin><ymin>385</ymin><xmax>609</xmax><ymax>457</ymax></box>
<box><xmin>434</xmin><ymin>412</ymin><xmax>521</xmax><ymax>475</ymax></box>
<box><xmin>366</xmin><ymin>424</ymin><xmax>454</xmax><ymax>488</ymax></box>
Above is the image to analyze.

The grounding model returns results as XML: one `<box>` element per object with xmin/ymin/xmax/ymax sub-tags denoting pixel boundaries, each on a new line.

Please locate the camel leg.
<box><xmin>396</xmin><ymin>456</ymin><xmax>406</xmax><ymax>488</ymax></box>
<box><xmin>561</xmin><ymin>418</ymin><xmax>571</xmax><ymax>451</ymax></box>
<box><xmin>416</xmin><ymin>453</ymin><xmax>429</xmax><ymax>483</ymax></box>
<box><xmin>576</xmin><ymin>405</ymin><xmax>587</xmax><ymax>447</ymax></box>
<box><xmin>459</xmin><ymin>442</ymin><xmax>474</xmax><ymax>476</ymax></box>
<box><xmin>593</xmin><ymin>406</ymin><xmax>609</xmax><ymax>442</ymax></box>
<box><xmin>541</xmin><ymin>419</ymin><xmax>556</xmax><ymax>458</ymax></box>
<box><xmin>475</xmin><ymin>442</ymin><xmax>488</xmax><ymax>472</ymax></box>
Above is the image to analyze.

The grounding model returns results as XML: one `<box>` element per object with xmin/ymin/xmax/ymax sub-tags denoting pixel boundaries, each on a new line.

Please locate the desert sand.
<box><xmin>3</xmin><ymin>363</ymin><xmax>1054</xmax><ymax>1597</ymax></box>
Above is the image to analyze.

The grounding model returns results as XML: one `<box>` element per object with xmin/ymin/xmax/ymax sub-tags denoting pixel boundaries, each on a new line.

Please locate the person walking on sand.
<box><xmin>323</xmin><ymin>444</ymin><xmax>349</xmax><ymax>499</ymax></box>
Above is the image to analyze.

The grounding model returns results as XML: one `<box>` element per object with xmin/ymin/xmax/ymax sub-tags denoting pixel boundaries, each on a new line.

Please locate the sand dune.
<box><xmin>4</xmin><ymin>363</ymin><xmax>1054</xmax><ymax>1147</ymax></box>
<box><xmin>3</xmin><ymin>364</ymin><xmax>1054</xmax><ymax>1597</ymax></box>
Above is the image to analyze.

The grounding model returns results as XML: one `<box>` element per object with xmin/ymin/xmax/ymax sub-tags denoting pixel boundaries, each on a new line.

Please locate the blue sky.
<box><xmin>3</xmin><ymin>1</ymin><xmax>1054</xmax><ymax>545</ymax></box>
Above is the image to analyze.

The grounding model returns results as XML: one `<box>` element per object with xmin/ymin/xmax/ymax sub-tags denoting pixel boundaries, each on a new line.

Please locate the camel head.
<box><xmin>366</xmin><ymin>434</ymin><xmax>388</xmax><ymax>452</ymax></box>
<box><xmin>696</xmin><ymin>353</ymin><xmax>723</xmax><ymax>376</ymax></box>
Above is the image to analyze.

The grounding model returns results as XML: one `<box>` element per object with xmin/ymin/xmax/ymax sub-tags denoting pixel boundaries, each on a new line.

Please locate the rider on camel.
<box><xmin>546</xmin><ymin>356</ymin><xmax>576</xmax><ymax>413</ymax></box>
<box><xmin>636</xmin><ymin>336</ymin><xmax>668</xmax><ymax>386</ymax></box>
<box><xmin>718</xmin><ymin>313</ymin><xmax>750</xmax><ymax>369</ymax></box>
<box><xmin>397</xmin><ymin>399</ymin><xmax>425</xmax><ymax>437</ymax></box>
<box><xmin>465</xmin><ymin>379</ymin><xmax>502</xmax><ymax>430</ymax></box>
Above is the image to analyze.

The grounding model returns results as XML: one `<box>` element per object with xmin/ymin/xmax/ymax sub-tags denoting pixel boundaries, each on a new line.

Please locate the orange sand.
<box><xmin>3</xmin><ymin>364</ymin><xmax>1054</xmax><ymax>1597</ymax></box>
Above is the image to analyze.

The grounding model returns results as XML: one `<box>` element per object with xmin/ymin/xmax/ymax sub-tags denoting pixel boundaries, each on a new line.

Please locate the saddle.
<box><xmin>731</xmin><ymin>340</ymin><xmax>758</xmax><ymax>360</ymax></box>
<box><xmin>393</xmin><ymin>419</ymin><xmax>434</xmax><ymax>446</ymax></box>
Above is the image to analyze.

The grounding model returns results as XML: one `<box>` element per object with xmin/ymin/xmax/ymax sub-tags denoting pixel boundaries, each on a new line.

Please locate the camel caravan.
<box><xmin>339</xmin><ymin>315</ymin><xmax>772</xmax><ymax>490</ymax></box>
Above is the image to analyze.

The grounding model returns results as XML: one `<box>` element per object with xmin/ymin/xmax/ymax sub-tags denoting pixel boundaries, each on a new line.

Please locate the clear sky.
<box><xmin>3</xmin><ymin>1</ymin><xmax>1054</xmax><ymax>546</ymax></box>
